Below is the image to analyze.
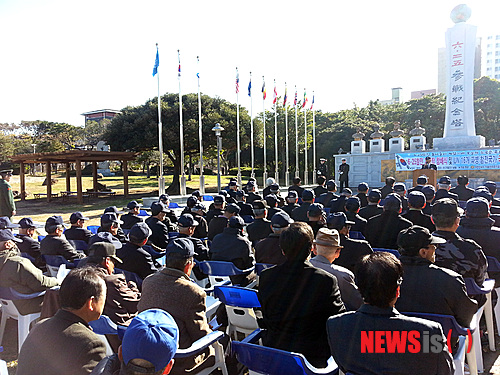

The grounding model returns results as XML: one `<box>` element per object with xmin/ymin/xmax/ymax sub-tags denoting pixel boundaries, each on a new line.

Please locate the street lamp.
<box><xmin>212</xmin><ymin>123</ymin><xmax>224</xmax><ymax>192</ymax></box>
<box><xmin>31</xmin><ymin>144</ymin><xmax>37</xmax><ymax>175</ymax></box>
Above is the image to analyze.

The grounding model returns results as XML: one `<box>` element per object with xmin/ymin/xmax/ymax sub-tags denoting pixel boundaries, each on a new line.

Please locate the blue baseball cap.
<box><xmin>166</xmin><ymin>238</ymin><xmax>196</xmax><ymax>258</ymax></box>
<box><xmin>421</xmin><ymin>185</ymin><xmax>435</xmax><ymax>200</ymax></box>
<box><xmin>18</xmin><ymin>217</ymin><xmax>43</xmax><ymax>229</ymax></box>
<box><xmin>225</xmin><ymin>203</ymin><xmax>241</xmax><ymax>214</ymax></box>
<box><xmin>127</xmin><ymin>201</ymin><xmax>142</xmax><ymax>210</ymax></box>
<box><xmin>70</xmin><ymin>212</ymin><xmax>89</xmax><ymax>224</ymax></box>
<box><xmin>229</xmin><ymin>215</ymin><xmax>245</xmax><ymax>229</ymax></box>
<box><xmin>302</xmin><ymin>189</ymin><xmax>315</xmax><ymax>201</ymax></box>
<box><xmin>213</xmin><ymin>195</ymin><xmax>225</xmax><ymax>204</ymax></box>
<box><xmin>265</xmin><ymin>194</ymin><xmax>278</xmax><ymax>207</ymax></box>
<box><xmin>326</xmin><ymin>212</ymin><xmax>355</xmax><ymax>230</ymax></box>
<box><xmin>0</xmin><ymin>217</ymin><xmax>19</xmax><ymax>229</ymax></box>
<box><xmin>383</xmin><ymin>193</ymin><xmax>402</xmax><ymax>211</ymax></box>
<box><xmin>393</xmin><ymin>183</ymin><xmax>406</xmax><ymax>192</ymax></box>
<box><xmin>104</xmin><ymin>206</ymin><xmax>125</xmax><ymax>215</ymax></box>
<box><xmin>271</xmin><ymin>211</ymin><xmax>294</xmax><ymax>228</ymax></box>
<box><xmin>473</xmin><ymin>187</ymin><xmax>492</xmax><ymax>202</ymax></box>
<box><xmin>151</xmin><ymin>201</ymin><xmax>169</xmax><ymax>215</ymax></box>
<box><xmin>101</xmin><ymin>213</ymin><xmax>123</xmax><ymax>226</ymax></box>
<box><xmin>129</xmin><ymin>222</ymin><xmax>152</xmax><ymax>242</ymax></box>
<box><xmin>177</xmin><ymin>214</ymin><xmax>199</xmax><ymax>228</ymax></box>
<box><xmin>466</xmin><ymin>197</ymin><xmax>490</xmax><ymax>218</ymax></box>
<box><xmin>307</xmin><ymin>203</ymin><xmax>324</xmax><ymax>217</ymax></box>
<box><xmin>122</xmin><ymin>309</ymin><xmax>179</xmax><ymax>372</ymax></box>
<box><xmin>287</xmin><ymin>190</ymin><xmax>298</xmax><ymax>199</ymax></box>
<box><xmin>45</xmin><ymin>215</ymin><xmax>66</xmax><ymax>228</ymax></box>
<box><xmin>438</xmin><ymin>176</ymin><xmax>451</xmax><ymax>185</ymax></box>
<box><xmin>345</xmin><ymin>197</ymin><xmax>360</xmax><ymax>211</ymax></box>
<box><xmin>408</xmin><ymin>191</ymin><xmax>426</xmax><ymax>208</ymax></box>
<box><xmin>368</xmin><ymin>189</ymin><xmax>382</xmax><ymax>201</ymax></box>
<box><xmin>159</xmin><ymin>194</ymin><xmax>170</xmax><ymax>202</ymax></box>
<box><xmin>88</xmin><ymin>232</ymin><xmax>122</xmax><ymax>249</ymax></box>
<box><xmin>357</xmin><ymin>182</ymin><xmax>369</xmax><ymax>192</ymax></box>
<box><xmin>484</xmin><ymin>181</ymin><xmax>497</xmax><ymax>194</ymax></box>
<box><xmin>417</xmin><ymin>175</ymin><xmax>428</xmax><ymax>185</ymax></box>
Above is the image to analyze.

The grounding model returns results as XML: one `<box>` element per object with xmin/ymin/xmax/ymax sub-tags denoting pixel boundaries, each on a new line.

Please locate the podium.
<box><xmin>413</xmin><ymin>169</ymin><xmax>437</xmax><ymax>188</ymax></box>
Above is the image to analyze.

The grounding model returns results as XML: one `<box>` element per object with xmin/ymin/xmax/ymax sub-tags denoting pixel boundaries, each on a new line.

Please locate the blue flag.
<box><xmin>153</xmin><ymin>48</ymin><xmax>159</xmax><ymax>77</ymax></box>
<box><xmin>248</xmin><ymin>79</ymin><xmax>252</xmax><ymax>97</ymax></box>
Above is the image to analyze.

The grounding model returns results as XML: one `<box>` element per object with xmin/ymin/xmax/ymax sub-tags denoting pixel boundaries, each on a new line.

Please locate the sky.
<box><xmin>1</xmin><ymin>0</ymin><xmax>499</xmax><ymax>128</ymax></box>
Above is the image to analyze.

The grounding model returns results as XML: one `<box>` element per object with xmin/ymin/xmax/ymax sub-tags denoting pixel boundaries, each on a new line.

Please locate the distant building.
<box><xmin>482</xmin><ymin>34</ymin><xmax>500</xmax><ymax>80</ymax></box>
<box><xmin>81</xmin><ymin>109</ymin><xmax>121</xmax><ymax>125</ymax></box>
<box><xmin>379</xmin><ymin>87</ymin><xmax>402</xmax><ymax>106</ymax></box>
<box><xmin>410</xmin><ymin>89</ymin><xmax>436</xmax><ymax>99</ymax></box>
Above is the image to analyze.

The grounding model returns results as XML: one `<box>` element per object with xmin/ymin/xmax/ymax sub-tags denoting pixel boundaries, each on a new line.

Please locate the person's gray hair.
<box><xmin>438</xmin><ymin>183</ymin><xmax>450</xmax><ymax>190</ymax></box>
<box><xmin>45</xmin><ymin>224</ymin><xmax>63</xmax><ymax>234</ymax></box>
<box><xmin>254</xmin><ymin>208</ymin><xmax>266</xmax><ymax>217</ymax></box>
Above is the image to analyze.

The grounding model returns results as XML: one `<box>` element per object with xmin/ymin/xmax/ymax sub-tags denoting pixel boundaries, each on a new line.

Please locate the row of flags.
<box><xmin>152</xmin><ymin>46</ymin><xmax>315</xmax><ymax>111</ymax></box>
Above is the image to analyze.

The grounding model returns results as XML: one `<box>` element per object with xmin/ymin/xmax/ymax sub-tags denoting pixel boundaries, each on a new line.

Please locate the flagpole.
<box><xmin>312</xmin><ymin>91</ymin><xmax>316</xmax><ymax>182</ymax></box>
<box><xmin>284</xmin><ymin>82</ymin><xmax>289</xmax><ymax>187</ymax></box>
<box><xmin>294</xmin><ymin>85</ymin><xmax>299</xmax><ymax>178</ymax></box>
<box><xmin>250</xmin><ymin>72</ymin><xmax>254</xmax><ymax>178</ymax></box>
<box><xmin>273</xmin><ymin>79</ymin><xmax>279</xmax><ymax>183</ymax></box>
<box><xmin>262</xmin><ymin>76</ymin><xmax>267</xmax><ymax>183</ymax></box>
<box><xmin>197</xmin><ymin>56</ymin><xmax>204</xmax><ymax>194</ymax></box>
<box><xmin>155</xmin><ymin>43</ymin><xmax>165</xmax><ymax>195</ymax></box>
<box><xmin>236</xmin><ymin>67</ymin><xmax>241</xmax><ymax>186</ymax></box>
<box><xmin>178</xmin><ymin>50</ymin><xmax>186</xmax><ymax>196</ymax></box>
<box><xmin>303</xmin><ymin>88</ymin><xmax>308</xmax><ymax>186</ymax></box>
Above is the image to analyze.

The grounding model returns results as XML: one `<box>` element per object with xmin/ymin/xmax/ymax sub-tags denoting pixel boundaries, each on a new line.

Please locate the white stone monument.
<box><xmin>96</xmin><ymin>141</ymin><xmax>113</xmax><ymax>176</ymax></box>
<box><xmin>433</xmin><ymin>4</ymin><xmax>485</xmax><ymax>150</ymax></box>
<box><xmin>369</xmin><ymin>125</ymin><xmax>385</xmax><ymax>153</ymax></box>
<box><xmin>410</xmin><ymin>120</ymin><xmax>427</xmax><ymax>151</ymax></box>
<box><xmin>351</xmin><ymin>128</ymin><xmax>366</xmax><ymax>154</ymax></box>
<box><xmin>388</xmin><ymin>122</ymin><xmax>405</xmax><ymax>153</ymax></box>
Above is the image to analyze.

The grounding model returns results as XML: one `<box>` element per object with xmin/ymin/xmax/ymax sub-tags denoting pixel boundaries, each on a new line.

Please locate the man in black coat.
<box><xmin>313</xmin><ymin>176</ymin><xmax>328</xmax><ymax>197</ymax></box>
<box><xmin>450</xmin><ymin>176</ymin><xmax>474</xmax><ymax>202</ymax></box>
<box><xmin>16</xmin><ymin>217</ymin><xmax>43</xmax><ymax>267</ymax></box>
<box><xmin>327</xmin><ymin>252</ymin><xmax>454</xmax><ymax>375</ymax></box>
<box><xmin>291</xmin><ymin>189</ymin><xmax>315</xmax><ymax>222</ymax></box>
<box><xmin>288</xmin><ymin>177</ymin><xmax>304</xmax><ymax>197</ymax></box>
<box><xmin>317</xmin><ymin>180</ymin><xmax>339</xmax><ymax>207</ymax></box>
<box><xmin>338</xmin><ymin>158</ymin><xmax>349</xmax><ymax>192</ymax></box>
<box><xmin>205</xmin><ymin>195</ymin><xmax>225</xmax><ymax>224</ymax></box>
<box><xmin>207</xmin><ymin>203</ymin><xmax>240</xmax><ymax>241</ymax></box>
<box><xmin>145</xmin><ymin>201</ymin><xmax>170</xmax><ymax>249</ymax></box>
<box><xmin>328</xmin><ymin>188</ymin><xmax>352</xmax><ymax>213</ymax></box>
<box><xmin>236</xmin><ymin>190</ymin><xmax>255</xmax><ymax>220</ymax></box>
<box><xmin>380</xmin><ymin>176</ymin><xmax>395</xmax><ymax>199</ymax></box>
<box><xmin>64</xmin><ymin>212</ymin><xmax>93</xmax><ymax>243</ymax></box>
<box><xmin>355</xmin><ymin>182</ymin><xmax>369</xmax><ymax>208</ymax></box>
<box><xmin>246</xmin><ymin>200</ymin><xmax>272</xmax><ymax>244</ymax></box>
<box><xmin>344</xmin><ymin>197</ymin><xmax>367</xmax><ymax>235</ymax></box>
<box><xmin>255</xmin><ymin>211</ymin><xmax>292</xmax><ymax>265</ymax></box>
<box><xmin>358</xmin><ymin>189</ymin><xmax>383</xmax><ymax>221</ymax></box>
<box><xmin>121</xmin><ymin>201</ymin><xmax>144</xmax><ymax>230</ymax></box>
<box><xmin>281</xmin><ymin>190</ymin><xmax>300</xmax><ymax>216</ymax></box>
<box><xmin>408</xmin><ymin>175</ymin><xmax>428</xmax><ymax>194</ymax></box>
<box><xmin>245</xmin><ymin>180</ymin><xmax>262</xmax><ymax>204</ymax></box>
<box><xmin>326</xmin><ymin>212</ymin><xmax>373</xmax><ymax>273</ymax></box>
<box><xmin>264</xmin><ymin>194</ymin><xmax>284</xmax><ymax>220</ymax></box>
<box><xmin>403</xmin><ymin>191</ymin><xmax>435</xmax><ymax>233</ymax></box>
<box><xmin>421</xmin><ymin>156</ymin><xmax>438</xmax><ymax>170</ymax></box>
<box><xmin>40</xmin><ymin>216</ymin><xmax>84</xmax><ymax>262</ymax></box>
<box><xmin>258</xmin><ymin>222</ymin><xmax>345</xmax><ymax>368</ymax></box>
<box><xmin>422</xmin><ymin>185</ymin><xmax>436</xmax><ymax>216</ymax></box>
<box><xmin>306</xmin><ymin>203</ymin><xmax>326</xmax><ymax>237</ymax></box>
<box><xmin>484</xmin><ymin>180</ymin><xmax>500</xmax><ymax>207</ymax></box>
<box><xmin>190</xmin><ymin>204</ymin><xmax>209</xmax><ymax>239</ymax></box>
<box><xmin>433</xmin><ymin>176</ymin><xmax>459</xmax><ymax>203</ymax></box>
<box><xmin>393</xmin><ymin>182</ymin><xmax>409</xmax><ymax>214</ymax></box>
<box><xmin>365</xmin><ymin>194</ymin><xmax>412</xmax><ymax>250</ymax></box>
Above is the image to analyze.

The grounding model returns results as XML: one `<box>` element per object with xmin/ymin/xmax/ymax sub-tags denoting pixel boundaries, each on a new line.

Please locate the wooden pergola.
<box><xmin>11</xmin><ymin>150</ymin><xmax>137</xmax><ymax>204</ymax></box>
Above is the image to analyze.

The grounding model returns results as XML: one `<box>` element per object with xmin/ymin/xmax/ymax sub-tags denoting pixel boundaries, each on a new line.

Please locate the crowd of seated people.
<box><xmin>3</xmin><ymin>174</ymin><xmax>500</xmax><ymax>374</ymax></box>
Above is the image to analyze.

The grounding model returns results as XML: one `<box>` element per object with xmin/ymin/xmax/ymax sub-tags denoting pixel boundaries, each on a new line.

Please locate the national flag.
<box><xmin>302</xmin><ymin>90</ymin><xmax>308</xmax><ymax>108</ymax></box>
<box><xmin>294</xmin><ymin>88</ymin><xmax>297</xmax><ymax>106</ymax></box>
<box><xmin>273</xmin><ymin>81</ymin><xmax>277</xmax><ymax>105</ymax></box>
<box><xmin>152</xmin><ymin>46</ymin><xmax>159</xmax><ymax>77</ymax></box>
<box><xmin>310</xmin><ymin>94</ymin><xmax>315</xmax><ymax>110</ymax></box>
<box><xmin>262</xmin><ymin>81</ymin><xmax>266</xmax><ymax>100</ymax></box>
<box><xmin>248</xmin><ymin>78</ymin><xmax>252</xmax><ymax>97</ymax></box>
<box><xmin>236</xmin><ymin>71</ymin><xmax>240</xmax><ymax>94</ymax></box>
<box><xmin>177</xmin><ymin>50</ymin><xmax>181</xmax><ymax>78</ymax></box>
<box><xmin>283</xmin><ymin>86</ymin><xmax>288</xmax><ymax>107</ymax></box>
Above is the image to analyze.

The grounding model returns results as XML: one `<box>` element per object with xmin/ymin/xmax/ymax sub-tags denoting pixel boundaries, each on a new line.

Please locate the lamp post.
<box><xmin>212</xmin><ymin>123</ymin><xmax>224</xmax><ymax>192</ymax></box>
<box><xmin>31</xmin><ymin>144</ymin><xmax>36</xmax><ymax>175</ymax></box>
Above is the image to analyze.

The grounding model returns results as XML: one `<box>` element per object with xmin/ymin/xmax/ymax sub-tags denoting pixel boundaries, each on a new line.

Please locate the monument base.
<box><xmin>97</xmin><ymin>168</ymin><xmax>114</xmax><ymax>177</ymax></box>
<box><xmin>351</xmin><ymin>140</ymin><xmax>366</xmax><ymax>154</ymax></box>
<box><xmin>433</xmin><ymin>135</ymin><xmax>485</xmax><ymax>150</ymax></box>
<box><xmin>389</xmin><ymin>137</ymin><xmax>405</xmax><ymax>153</ymax></box>
<box><xmin>410</xmin><ymin>136</ymin><xmax>426</xmax><ymax>151</ymax></box>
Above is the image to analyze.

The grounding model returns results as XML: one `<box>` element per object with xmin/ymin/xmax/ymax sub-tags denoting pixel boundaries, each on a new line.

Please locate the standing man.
<box><xmin>338</xmin><ymin>158</ymin><xmax>349</xmax><ymax>192</ymax></box>
<box><xmin>318</xmin><ymin>158</ymin><xmax>328</xmax><ymax>178</ymax></box>
<box><xmin>0</xmin><ymin>169</ymin><xmax>15</xmax><ymax>218</ymax></box>
<box><xmin>421</xmin><ymin>156</ymin><xmax>437</xmax><ymax>170</ymax></box>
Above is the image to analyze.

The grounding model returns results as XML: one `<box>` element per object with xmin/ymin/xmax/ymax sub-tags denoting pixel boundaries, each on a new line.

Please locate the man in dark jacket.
<box><xmin>40</xmin><ymin>216</ymin><xmax>85</xmax><ymax>262</ymax></box>
<box><xmin>97</xmin><ymin>212</ymin><xmax>127</xmax><ymax>244</ymax></box>
<box><xmin>355</xmin><ymin>182</ymin><xmax>369</xmax><ymax>208</ymax></box>
<box><xmin>281</xmin><ymin>190</ymin><xmax>300</xmax><ymax>216</ymax></box>
<box><xmin>264</xmin><ymin>194</ymin><xmax>283</xmax><ymax>220</ymax></box>
<box><xmin>450</xmin><ymin>176</ymin><xmax>474</xmax><ymax>202</ymax></box>
<box><xmin>145</xmin><ymin>201</ymin><xmax>170</xmax><ymax>249</ymax></box>
<box><xmin>64</xmin><ymin>212</ymin><xmax>93</xmax><ymax>243</ymax></box>
<box><xmin>403</xmin><ymin>191</ymin><xmax>435</xmax><ymax>233</ymax></box>
<box><xmin>313</xmin><ymin>176</ymin><xmax>328</xmax><ymax>197</ymax></box>
<box><xmin>421</xmin><ymin>156</ymin><xmax>438</xmax><ymax>170</ymax></box>
<box><xmin>358</xmin><ymin>189</ymin><xmax>383</xmax><ymax>220</ymax></box>
<box><xmin>344</xmin><ymin>197</ymin><xmax>367</xmax><ymax>235</ymax></box>
<box><xmin>288</xmin><ymin>176</ymin><xmax>304</xmax><ymax>197</ymax></box>
<box><xmin>255</xmin><ymin>211</ymin><xmax>292</xmax><ymax>265</ymax></box>
<box><xmin>190</xmin><ymin>204</ymin><xmax>208</xmax><ymax>240</ymax></box>
<box><xmin>327</xmin><ymin>212</ymin><xmax>373</xmax><ymax>273</ymax></box>
<box><xmin>365</xmin><ymin>194</ymin><xmax>412</xmax><ymax>250</ymax></box>
<box><xmin>484</xmin><ymin>180</ymin><xmax>500</xmax><ymax>207</ymax></box>
<box><xmin>246</xmin><ymin>200</ymin><xmax>272</xmax><ymax>244</ymax></box>
<box><xmin>380</xmin><ymin>176</ymin><xmax>395</xmax><ymax>199</ymax></box>
<box><xmin>16</xmin><ymin>217</ymin><xmax>43</xmax><ymax>267</ymax></box>
<box><xmin>102</xmin><ymin>207</ymin><xmax>128</xmax><ymax>243</ymax></box>
<box><xmin>408</xmin><ymin>175</ymin><xmax>428</xmax><ymax>194</ymax></box>
<box><xmin>318</xmin><ymin>180</ymin><xmax>339</xmax><ymax>207</ymax></box>
<box><xmin>205</xmin><ymin>195</ymin><xmax>225</xmax><ymax>224</ymax></box>
<box><xmin>291</xmin><ymin>189</ymin><xmax>315</xmax><ymax>222</ymax></box>
<box><xmin>422</xmin><ymin>185</ymin><xmax>436</xmax><ymax>216</ymax></box>
<box><xmin>177</xmin><ymin>214</ymin><xmax>209</xmax><ymax>262</ymax></box>
<box><xmin>327</xmin><ymin>252</ymin><xmax>453</xmax><ymax>375</ymax></box>
<box><xmin>159</xmin><ymin>194</ymin><xmax>178</xmax><ymax>225</ymax></box>
<box><xmin>245</xmin><ymin>180</ymin><xmax>262</xmax><ymax>204</ymax></box>
<box><xmin>433</xmin><ymin>176</ymin><xmax>459</xmax><ymax>203</ymax></box>
<box><xmin>393</xmin><ymin>182</ymin><xmax>409</xmax><ymax>214</ymax></box>
<box><xmin>236</xmin><ymin>190</ymin><xmax>255</xmax><ymax>219</ymax></box>
<box><xmin>258</xmin><ymin>222</ymin><xmax>345</xmax><ymax>368</ymax></box>
<box><xmin>338</xmin><ymin>158</ymin><xmax>349</xmax><ymax>192</ymax></box>
<box><xmin>457</xmin><ymin>197</ymin><xmax>500</xmax><ymax>285</ymax></box>
<box><xmin>210</xmin><ymin>216</ymin><xmax>255</xmax><ymax>286</ymax></box>
<box><xmin>306</xmin><ymin>203</ymin><xmax>326</xmax><ymax>237</ymax></box>
<box><xmin>207</xmin><ymin>203</ymin><xmax>240</xmax><ymax>241</ymax></box>
<box><xmin>395</xmin><ymin>226</ymin><xmax>477</xmax><ymax>329</ymax></box>
<box><xmin>121</xmin><ymin>201</ymin><xmax>144</xmax><ymax>230</ymax></box>
<box><xmin>328</xmin><ymin>188</ymin><xmax>352</xmax><ymax>213</ymax></box>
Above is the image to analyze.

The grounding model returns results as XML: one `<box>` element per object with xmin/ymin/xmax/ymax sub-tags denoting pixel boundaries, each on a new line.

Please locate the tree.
<box><xmin>474</xmin><ymin>76</ymin><xmax>500</xmax><ymax>143</ymax></box>
<box><xmin>19</xmin><ymin>120</ymin><xmax>85</xmax><ymax>152</ymax></box>
<box><xmin>84</xmin><ymin>119</ymin><xmax>111</xmax><ymax>148</ymax></box>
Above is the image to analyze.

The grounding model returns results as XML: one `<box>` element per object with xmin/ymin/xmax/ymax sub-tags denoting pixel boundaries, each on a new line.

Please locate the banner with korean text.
<box><xmin>395</xmin><ymin>150</ymin><xmax>500</xmax><ymax>171</ymax></box>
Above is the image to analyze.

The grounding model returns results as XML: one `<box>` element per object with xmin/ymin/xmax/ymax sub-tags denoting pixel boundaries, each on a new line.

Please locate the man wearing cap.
<box><xmin>246</xmin><ymin>200</ymin><xmax>272</xmax><ymax>244</ymax></box>
<box><xmin>264</xmin><ymin>194</ymin><xmax>284</xmax><ymax>220</ymax></box>
<box><xmin>393</xmin><ymin>182</ymin><xmax>409</xmax><ymax>214</ymax></box>
<box><xmin>380</xmin><ymin>176</ymin><xmax>395</xmax><ymax>199</ymax></box>
<box><xmin>344</xmin><ymin>196</ymin><xmax>367</xmax><ymax>235</ymax></box>
<box><xmin>282</xmin><ymin>190</ymin><xmax>300</xmax><ymax>216</ymax></box>
<box><xmin>421</xmin><ymin>156</ymin><xmax>437</xmax><ymax>170</ymax></box>
<box><xmin>313</xmin><ymin>176</ymin><xmax>328</xmax><ymax>197</ymax></box>
<box><xmin>269</xmin><ymin>184</ymin><xmax>285</xmax><ymax>207</ymax></box>
<box><xmin>364</xmin><ymin>193</ymin><xmax>412</xmax><ymax>250</ymax></box>
<box><xmin>0</xmin><ymin>169</ymin><xmax>15</xmax><ymax>218</ymax></box>
<box><xmin>262</xmin><ymin>178</ymin><xmax>275</xmax><ymax>198</ymax></box>
<box><xmin>255</xmin><ymin>211</ymin><xmax>292</xmax><ymax>265</ymax></box>
<box><xmin>181</xmin><ymin>196</ymin><xmax>199</xmax><ymax>216</ymax></box>
<box><xmin>457</xmin><ymin>197</ymin><xmax>500</xmax><ymax>285</ymax></box>
<box><xmin>205</xmin><ymin>195</ymin><xmax>225</xmax><ymax>224</ymax></box>
<box><xmin>433</xmin><ymin>176</ymin><xmax>459</xmax><ymax>203</ymax></box>
<box><xmin>327</xmin><ymin>252</ymin><xmax>454</xmax><ymax>375</ymax></box>
<box><xmin>210</xmin><ymin>216</ymin><xmax>256</xmax><ymax>286</ymax></box>
<box><xmin>450</xmin><ymin>176</ymin><xmax>474</xmax><ymax>202</ymax></box>
<box><xmin>40</xmin><ymin>216</ymin><xmax>85</xmax><ymax>261</ymax></box>
<box><xmin>85</xmin><ymin>242</ymin><xmax>140</xmax><ymax>326</ymax></box>
<box><xmin>395</xmin><ymin>226</ymin><xmax>477</xmax><ymax>330</ymax></box>
<box><xmin>408</xmin><ymin>175</ymin><xmax>428</xmax><ymax>194</ymax></box>
<box><xmin>291</xmin><ymin>189</ymin><xmax>315</xmax><ymax>222</ymax></box>
<box><xmin>159</xmin><ymin>194</ymin><xmax>178</xmax><ymax>225</ymax></box>
<box><xmin>139</xmin><ymin>239</ymin><xmax>216</xmax><ymax>374</ymax></box>
<box><xmin>338</xmin><ymin>158</ymin><xmax>349</xmax><ymax>192</ymax></box>
<box><xmin>177</xmin><ymin>214</ymin><xmax>209</xmax><ymax>263</ymax></box>
<box><xmin>207</xmin><ymin>203</ymin><xmax>240</xmax><ymax>241</ymax></box>
<box><xmin>307</xmin><ymin>203</ymin><xmax>326</xmax><ymax>237</ymax></box>
<box><xmin>190</xmin><ymin>204</ymin><xmax>209</xmax><ymax>240</ymax></box>
<box><xmin>288</xmin><ymin>176</ymin><xmax>304</xmax><ymax>197</ymax></box>
<box><xmin>328</xmin><ymin>188</ymin><xmax>352</xmax><ymax>213</ymax></box>
<box><xmin>421</xmin><ymin>185</ymin><xmax>436</xmax><ymax>216</ymax></box>
<box><xmin>355</xmin><ymin>182</ymin><xmax>369</xmax><ymax>208</ymax></box>
<box><xmin>327</xmin><ymin>212</ymin><xmax>373</xmax><ymax>273</ymax></box>
<box><xmin>318</xmin><ymin>158</ymin><xmax>328</xmax><ymax>178</ymax></box>
<box><xmin>472</xmin><ymin>187</ymin><xmax>500</xmax><ymax>226</ymax></box>
<box><xmin>403</xmin><ymin>191</ymin><xmax>435</xmax><ymax>233</ymax></box>
<box><xmin>16</xmin><ymin>217</ymin><xmax>44</xmax><ymax>267</ymax></box>
<box><xmin>0</xmin><ymin>228</ymin><xmax>59</xmax><ymax>315</ymax></box>
<box><xmin>65</xmin><ymin>212</ymin><xmax>93</xmax><ymax>244</ymax></box>
<box><xmin>432</xmin><ymin>198</ymin><xmax>487</xmax><ymax>295</ymax></box>
<box><xmin>121</xmin><ymin>201</ymin><xmax>144</xmax><ymax>230</ymax></box>
<box><xmin>91</xmin><ymin>309</ymin><xmax>178</xmax><ymax>375</ymax></box>
<box><xmin>94</xmin><ymin>213</ymin><xmax>126</xmax><ymax>247</ymax></box>
<box><xmin>246</xmin><ymin>180</ymin><xmax>262</xmax><ymax>204</ymax></box>
<box><xmin>318</xmin><ymin>180</ymin><xmax>339</xmax><ymax>208</ymax></box>
<box><xmin>145</xmin><ymin>201</ymin><xmax>170</xmax><ymax>249</ymax></box>
<box><xmin>310</xmin><ymin>228</ymin><xmax>363</xmax><ymax>311</ymax></box>
<box><xmin>17</xmin><ymin>267</ymin><xmax>106</xmax><ymax>375</ymax></box>
<box><xmin>235</xmin><ymin>190</ymin><xmax>254</xmax><ymax>220</ymax></box>
<box><xmin>358</xmin><ymin>189</ymin><xmax>383</xmax><ymax>221</ymax></box>
<box><xmin>227</xmin><ymin>180</ymin><xmax>240</xmax><ymax>203</ymax></box>
<box><xmin>258</xmin><ymin>222</ymin><xmax>345</xmax><ymax>368</ymax></box>
<box><xmin>117</xmin><ymin>222</ymin><xmax>158</xmax><ymax>280</ymax></box>
<box><xmin>103</xmin><ymin>207</ymin><xmax>128</xmax><ymax>243</ymax></box>
<box><xmin>484</xmin><ymin>180</ymin><xmax>500</xmax><ymax>207</ymax></box>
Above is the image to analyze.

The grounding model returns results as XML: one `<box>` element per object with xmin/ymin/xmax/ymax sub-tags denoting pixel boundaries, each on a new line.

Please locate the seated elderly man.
<box><xmin>207</xmin><ymin>203</ymin><xmax>240</xmax><ymax>241</ymax></box>
<box><xmin>246</xmin><ymin>200</ymin><xmax>272</xmax><ymax>244</ymax></box>
<box><xmin>145</xmin><ymin>201</ymin><xmax>170</xmax><ymax>250</ymax></box>
<box><xmin>327</xmin><ymin>252</ymin><xmax>454</xmax><ymax>375</ymax></box>
<box><xmin>91</xmin><ymin>309</ymin><xmax>179</xmax><ymax>375</ymax></box>
<box><xmin>255</xmin><ymin>211</ymin><xmax>293</xmax><ymax>265</ymax></box>
<box><xmin>64</xmin><ymin>212</ymin><xmax>93</xmax><ymax>244</ymax></box>
<box><xmin>310</xmin><ymin>228</ymin><xmax>363</xmax><ymax>311</ymax></box>
<box><xmin>0</xmin><ymin>228</ymin><xmax>59</xmax><ymax>315</ymax></box>
<box><xmin>16</xmin><ymin>217</ymin><xmax>44</xmax><ymax>267</ymax></box>
<box><xmin>121</xmin><ymin>201</ymin><xmax>144</xmax><ymax>230</ymax></box>
<box><xmin>40</xmin><ymin>216</ymin><xmax>85</xmax><ymax>261</ymax></box>
<box><xmin>402</xmin><ymin>191</ymin><xmax>435</xmax><ymax>233</ymax></box>
<box><xmin>94</xmin><ymin>213</ymin><xmax>126</xmax><ymax>245</ymax></box>
<box><xmin>138</xmin><ymin>239</ymin><xmax>215</xmax><ymax>375</ymax></box>
<box><xmin>395</xmin><ymin>226</ymin><xmax>477</xmax><ymax>331</ymax></box>
<box><xmin>306</xmin><ymin>202</ymin><xmax>326</xmax><ymax>237</ymax></box>
<box><xmin>17</xmin><ymin>267</ymin><xmax>107</xmax><ymax>375</ymax></box>
<box><xmin>358</xmin><ymin>189</ymin><xmax>383</xmax><ymax>221</ymax></box>
<box><xmin>258</xmin><ymin>222</ymin><xmax>345</xmax><ymax>368</ymax></box>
